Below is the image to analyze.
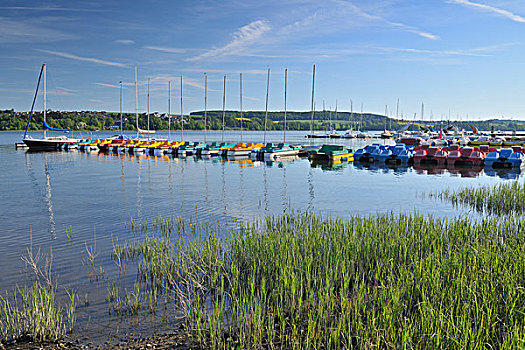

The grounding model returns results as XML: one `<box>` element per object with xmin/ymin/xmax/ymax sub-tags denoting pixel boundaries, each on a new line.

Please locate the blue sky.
<box><xmin>1</xmin><ymin>0</ymin><xmax>524</xmax><ymax>120</ymax></box>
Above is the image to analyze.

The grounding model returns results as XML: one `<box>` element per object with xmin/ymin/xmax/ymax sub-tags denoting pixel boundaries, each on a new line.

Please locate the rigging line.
<box><xmin>47</xmin><ymin>68</ymin><xmax>66</xmax><ymax>113</ymax></box>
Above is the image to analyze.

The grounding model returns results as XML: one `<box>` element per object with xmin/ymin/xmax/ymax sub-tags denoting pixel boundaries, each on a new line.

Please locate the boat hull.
<box><xmin>23</xmin><ymin>138</ymin><xmax>76</xmax><ymax>151</ymax></box>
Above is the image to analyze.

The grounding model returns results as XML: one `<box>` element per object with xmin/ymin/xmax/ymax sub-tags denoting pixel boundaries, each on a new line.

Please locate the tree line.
<box><xmin>1</xmin><ymin>109</ymin><xmax>523</xmax><ymax>132</ymax></box>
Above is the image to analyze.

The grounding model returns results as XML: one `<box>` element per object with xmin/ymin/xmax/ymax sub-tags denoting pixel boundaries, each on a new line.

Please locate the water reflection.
<box><xmin>485</xmin><ymin>167</ymin><xmax>523</xmax><ymax>180</ymax></box>
<box><xmin>25</xmin><ymin>152</ymin><xmax>56</xmax><ymax>237</ymax></box>
<box><xmin>6</xmin><ymin>142</ymin><xmax>525</xmax><ymax>345</ymax></box>
<box><xmin>311</xmin><ymin>159</ymin><xmax>349</xmax><ymax>171</ymax></box>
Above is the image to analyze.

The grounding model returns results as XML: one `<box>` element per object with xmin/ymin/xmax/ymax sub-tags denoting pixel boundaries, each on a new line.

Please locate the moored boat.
<box><xmin>354</xmin><ymin>144</ymin><xmax>381</xmax><ymax>163</ymax></box>
<box><xmin>227</xmin><ymin>142</ymin><xmax>265</xmax><ymax>157</ymax></box>
<box><xmin>309</xmin><ymin>144</ymin><xmax>353</xmax><ymax>162</ymax></box>
<box><xmin>484</xmin><ymin>147</ymin><xmax>525</xmax><ymax>168</ymax></box>
<box><xmin>22</xmin><ymin>64</ymin><xmax>80</xmax><ymax>151</ymax></box>
<box><xmin>254</xmin><ymin>143</ymin><xmax>300</xmax><ymax>160</ymax></box>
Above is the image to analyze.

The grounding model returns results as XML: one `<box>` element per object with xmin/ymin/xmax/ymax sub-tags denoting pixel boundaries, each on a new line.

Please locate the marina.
<box><xmin>3</xmin><ymin>128</ymin><xmax>524</xmax><ymax>345</ymax></box>
<box><xmin>2</xmin><ymin>0</ymin><xmax>525</xmax><ymax>346</ymax></box>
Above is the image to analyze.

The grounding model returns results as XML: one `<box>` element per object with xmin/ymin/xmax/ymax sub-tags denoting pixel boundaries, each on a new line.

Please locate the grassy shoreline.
<box><xmin>5</xmin><ymin>182</ymin><xmax>525</xmax><ymax>348</ymax></box>
<box><xmin>102</xmin><ymin>212</ymin><xmax>525</xmax><ymax>349</ymax></box>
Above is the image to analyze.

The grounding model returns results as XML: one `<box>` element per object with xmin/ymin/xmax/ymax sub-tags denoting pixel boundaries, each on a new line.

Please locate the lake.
<box><xmin>1</xmin><ymin>130</ymin><xmax>522</xmax><ymax>343</ymax></box>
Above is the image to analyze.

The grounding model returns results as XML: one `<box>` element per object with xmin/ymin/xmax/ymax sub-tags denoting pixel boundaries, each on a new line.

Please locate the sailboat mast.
<box><xmin>384</xmin><ymin>105</ymin><xmax>387</xmax><ymax>131</ymax></box>
<box><xmin>284</xmin><ymin>68</ymin><xmax>287</xmax><ymax>143</ymax></box>
<box><xmin>350</xmin><ymin>99</ymin><xmax>353</xmax><ymax>129</ymax></box>
<box><xmin>120</xmin><ymin>81</ymin><xmax>123</xmax><ymax>137</ymax></box>
<box><xmin>310</xmin><ymin>64</ymin><xmax>315</xmax><ymax>136</ymax></box>
<box><xmin>23</xmin><ymin>64</ymin><xmax>45</xmax><ymax>140</ymax></box>
<box><xmin>180</xmin><ymin>75</ymin><xmax>184</xmax><ymax>141</ymax></box>
<box><xmin>43</xmin><ymin>64</ymin><xmax>47</xmax><ymax>139</ymax></box>
<box><xmin>135</xmin><ymin>67</ymin><xmax>139</xmax><ymax>138</ymax></box>
<box><xmin>264</xmin><ymin>68</ymin><xmax>270</xmax><ymax>144</ymax></box>
<box><xmin>360</xmin><ymin>103</ymin><xmax>363</xmax><ymax>131</ymax></box>
<box><xmin>334</xmin><ymin>100</ymin><xmax>338</xmax><ymax>131</ymax></box>
<box><xmin>168</xmin><ymin>81</ymin><xmax>171</xmax><ymax>141</ymax></box>
<box><xmin>204</xmin><ymin>73</ymin><xmax>207</xmax><ymax>142</ymax></box>
<box><xmin>147</xmin><ymin>78</ymin><xmax>150</xmax><ymax>141</ymax></box>
<box><xmin>222</xmin><ymin>75</ymin><xmax>226</xmax><ymax>142</ymax></box>
<box><xmin>239</xmin><ymin>73</ymin><xmax>243</xmax><ymax>142</ymax></box>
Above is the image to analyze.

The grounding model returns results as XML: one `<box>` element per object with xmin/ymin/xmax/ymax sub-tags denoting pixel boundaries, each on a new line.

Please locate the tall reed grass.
<box><xmin>112</xmin><ymin>213</ymin><xmax>525</xmax><ymax>349</ymax></box>
<box><xmin>434</xmin><ymin>180</ymin><xmax>525</xmax><ymax>215</ymax></box>
<box><xmin>0</xmin><ymin>283</ymin><xmax>75</xmax><ymax>343</ymax></box>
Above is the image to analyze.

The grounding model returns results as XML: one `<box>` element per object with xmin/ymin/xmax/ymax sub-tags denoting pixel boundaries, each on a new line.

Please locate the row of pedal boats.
<box><xmin>353</xmin><ymin>144</ymin><xmax>525</xmax><ymax>168</ymax></box>
<box><xmin>64</xmin><ymin>139</ymin><xmax>525</xmax><ymax>168</ymax></box>
<box><xmin>64</xmin><ymin>139</ymin><xmax>303</xmax><ymax>160</ymax></box>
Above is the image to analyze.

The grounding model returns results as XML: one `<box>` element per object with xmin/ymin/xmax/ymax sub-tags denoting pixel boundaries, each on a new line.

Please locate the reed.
<box><xmin>434</xmin><ymin>180</ymin><xmax>525</xmax><ymax>215</ymax></box>
<box><xmin>0</xmin><ymin>283</ymin><xmax>76</xmax><ymax>343</ymax></box>
<box><xmin>112</xmin><ymin>212</ymin><xmax>525</xmax><ymax>349</ymax></box>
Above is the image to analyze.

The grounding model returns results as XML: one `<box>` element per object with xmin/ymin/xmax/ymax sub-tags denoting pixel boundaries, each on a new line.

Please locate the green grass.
<box><xmin>111</xmin><ymin>213</ymin><xmax>525</xmax><ymax>349</ymax></box>
<box><xmin>0</xmin><ymin>283</ymin><xmax>75</xmax><ymax>343</ymax></box>
<box><xmin>433</xmin><ymin>180</ymin><xmax>525</xmax><ymax>215</ymax></box>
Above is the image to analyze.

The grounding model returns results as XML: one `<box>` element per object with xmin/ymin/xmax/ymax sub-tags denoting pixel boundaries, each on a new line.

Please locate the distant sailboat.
<box><xmin>23</xmin><ymin>64</ymin><xmax>80</xmax><ymax>150</ymax></box>
<box><xmin>306</xmin><ymin>65</ymin><xmax>321</xmax><ymax>139</ymax></box>
<box><xmin>138</xmin><ymin>75</ymin><xmax>155</xmax><ymax>137</ymax></box>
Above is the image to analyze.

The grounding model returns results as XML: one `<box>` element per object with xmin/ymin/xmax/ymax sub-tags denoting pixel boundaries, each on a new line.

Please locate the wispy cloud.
<box><xmin>187</xmin><ymin>20</ymin><xmax>272</xmax><ymax>61</ymax></box>
<box><xmin>448</xmin><ymin>0</ymin><xmax>525</xmax><ymax>23</ymax></box>
<box><xmin>144</xmin><ymin>45</ymin><xmax>189</xmax><ymax>54</ymax></box>
<box><xmin>94</xmin><ymin>83</ymin><xmax>121</xmax><ymax>89</ymax></box>
<box><xmin>379</xmin><ymin>42</ymin><xmax>520</xmax><ymax>57</ymax></box>
<box><xmin>36</xmin><ymin>49</ymin><xmax>128</xmax><ymax>68</ymax></box>
<box><xmin>0</xmin><ymin>17</ymin><xmax>76</xmax><ymax>43</ymax></box>
<box><xmin>148</xmin><ymin>75</ymin><xmax>218</xmax><ymax>91</ymax></box>
<box><xmin>380</xmin><ymin>47</ymin><xmax>489</xmax><ymax>57</ymax></box>
<box><xmin>335</xmin><ymin>1</ymin><xmax>440</xmax><ymax>39</ymax></box>
<box><xmin>0</xmin><ymin>6</ymin><xmax>105</xmax><ymax>12</ymax></box>
<box><xmin>115</xmin><ymin>39</ymin><xmax>135</xmax><ymax>45</ymax></box>
<box><xmin>333</xmin><ymin>0</ymin><xmax>439</xmax><ymax>40</ymax></box>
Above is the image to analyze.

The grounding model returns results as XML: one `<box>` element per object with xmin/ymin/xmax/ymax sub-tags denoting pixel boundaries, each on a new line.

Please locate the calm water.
<box><xmin>1</xmin><ymin>130</ymin><xmax>522</xmax><ymax>343</ymax></box>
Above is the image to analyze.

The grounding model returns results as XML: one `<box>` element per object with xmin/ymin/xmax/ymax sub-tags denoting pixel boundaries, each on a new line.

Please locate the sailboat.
<box><xmin>380</xmin><ymin>105</ymin><xmax>394</xmax><ymax>139</ymax></box>
<box><xmin>200</xmin><ymin>76</ymin><xmax>235</xmax><ymax>156</ymax></box>
<box><xmin>256</xmin><ymin>68</ymin><xmax>300</xmax><ymax>160</ymax></box>
<box><xmin>23</xmin><ymin>64</ymin><xmax>80</xmax><ymax>150</ymax></box>
<box><xmin>343</xmin><ymin>100</ymin><xmax>357</xmax><ymax>138</ymax></box>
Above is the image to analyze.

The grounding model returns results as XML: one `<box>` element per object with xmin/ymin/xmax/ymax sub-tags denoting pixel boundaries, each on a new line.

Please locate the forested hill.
<box><xmin>1</xmin><ymin>108</ymin><xmax>523</xmax><ymax>132</ymax></box>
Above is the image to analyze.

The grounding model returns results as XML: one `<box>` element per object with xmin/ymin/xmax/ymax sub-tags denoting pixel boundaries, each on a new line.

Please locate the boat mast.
<box><xmin>180</xmin><ymin>75</ymin><xmax>184</xmax><ymax>141</ymax></box>
<box><xmin>204</xmin><ymin>73</ymin><xmax>207</xmax><ymax>143</ymax></box>
<box><xmin>239</xmin><ymin>73</ymin><xmax>243</xmax><ymax>142</ymax></box>
<box><xmin>168</xmin><ymin>81</ymin><xmax>171</xmax><ymax>141</ymax></box>
<box><xmin>43</xmin><ymin>64</ymin><xmax>47</xmax><ymax>139</ymax></box>
<box><xmin>120</xmin><ymin>81</ymin><xmax>123</xmax><ymax>138</ymax></box>
<box><xmin>222</xmin><ymin>75</ymin><xmax>226</xmax><ymax>142</ymax></box>
<box><xmin>284</xmin><ymin>68</ymin><xmax>287</xmax><ymax>143</ymax></box>
<box><xmin>263</xmin><ymin>68</ymin><xmax>270</xmax><ymax>144</ymax></box>
<box><xmin>309</xmin><ymin>64</ymin><xmax>315</xmax><ymax>137</ymax></box>
<box><xmin>23</xmin><ymin>64</ymin><xmax>45</xmax><ymax>140</ymax></box>
<box><xmin>135</xmin><ymin>66</ymin><xmax>139</xmax><ymax>138</ymax></box>
<box><xmin>360</xmin><ymin>103</ymin><xmax>363</xmax><ymax>131</ymax></box>
<box><xmin>384</xmin><ymin>105</ymin><xmax>387</xmax><ymax>131</ymax></box>
<box><xmin>350</xmin><ymin>99</ymin><xmax>353</xmax><ymax>130</ymax></box>
<box><xmin>147</xmin><ymin>77</ymin><xmax>150</xmax><ymax>141</ymax></box>
<box><xmin>334</xmin><ymin>100</ymin><xmax>338</xmax><ymax>132</ymax></box>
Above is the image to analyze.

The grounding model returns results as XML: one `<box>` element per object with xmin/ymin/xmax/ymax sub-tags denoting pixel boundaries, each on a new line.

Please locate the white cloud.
<box><xmin>448</xmin><ymin>0</ymin><xmax>525</xmax><ymax>23</ymax></box>
<box><xmin>94</xmin><ymin>83</ymin><xmax>121</xmax><ymax>88</ymax></box>
<box><xmin>187</xmin><ymin>20</ymin><xmax>271</xmax><ymax>61</ymax></box>
<box><xmin>144</xmin><ymin>46</ymin><xmax>188</xmax><ymax>54</ymax></box>
<box><xmin>332</xmin><ymin>0</ymin><xmax>439</xmax><ymax>40</ymax></box>
<box><xmin>36</xmin><ymin>49</ymin><xmax>128</xmax><ymax>68</ymax></box>
<box><xmin>0</xmin><ymin>17</ymin><xmax>76</xmax><ymax>43</ymax></box>
<box><xmin>0</xmin><ymin>6</ymin><xmax>104</xmax><ymax>12</ymax></box>
<box><xmin>115</xmin><ymin>39</ymin><xmax>135</xmax><ymax>45</ymax></box>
